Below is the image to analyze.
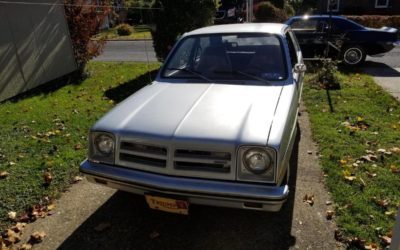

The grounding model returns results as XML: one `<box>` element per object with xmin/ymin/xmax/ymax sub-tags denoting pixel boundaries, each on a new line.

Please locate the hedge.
<box><xmin>347</xmin><ymin>15</ymin><xmax>400</xmax><ymax>29</ymax></box>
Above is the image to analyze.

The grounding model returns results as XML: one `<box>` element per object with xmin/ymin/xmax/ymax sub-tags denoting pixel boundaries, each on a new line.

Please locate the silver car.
<box><xmin>80</xmin><ymin>23</ymin><xmax>306</xmax><ymax>214</ymax></box>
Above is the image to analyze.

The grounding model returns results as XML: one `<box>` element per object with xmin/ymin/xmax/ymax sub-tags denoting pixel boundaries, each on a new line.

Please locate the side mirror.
<box><xmin>294</xmin><ymin>63</ymin><xmax>307</xmax><ymax>73</ymax></box>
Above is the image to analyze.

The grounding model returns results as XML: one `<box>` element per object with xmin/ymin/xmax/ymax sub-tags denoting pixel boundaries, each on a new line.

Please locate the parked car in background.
<box><xmin>80</xmin><ymin>23</ymin><xmax>306</xmax><ymax>214</ymax></box>
<box><xmin>286</xmin><ymin>15</ymin><xmax>399</xmax><ymax>66</ymax></box>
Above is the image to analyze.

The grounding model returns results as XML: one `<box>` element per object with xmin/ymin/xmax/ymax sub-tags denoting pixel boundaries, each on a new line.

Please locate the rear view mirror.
<box><xmin>294</xmin><ymin>63</ymin><xmax>307</xmax><ymax>73</ymax></box>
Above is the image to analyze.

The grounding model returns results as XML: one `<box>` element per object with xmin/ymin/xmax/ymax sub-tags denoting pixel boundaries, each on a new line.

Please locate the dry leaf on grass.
<box><xmin>7</xmin><ymin>211</ymin><xmax>16</xmax><ymax>221</ymax></box>
<box><xmin>0</xmin><ymin>171</ymin><xmax>9</xmax><ymax>179</ymax></box>
<box><xmin>364</xmin><ymin>243</ymin><xmax>379</xmax><ymax>250</ymax></box>
<box><xmin>43</xmin><ymin>171</ymin><xmax>53</xmax><ymax>185</ymax></box>
<box><xmin>380</xmin><ymin>235</ymin><xmax>391</xmax><ymax>245</ymax></box>
<box><xmin>390</xmin><ymin>165</ymin><xmax>400</xmax><ymax>173</ymax></box>
<box><xmin>74</xmin><ymin>144</ymin><xmax>82</xmax><ymax>150</ymax></box>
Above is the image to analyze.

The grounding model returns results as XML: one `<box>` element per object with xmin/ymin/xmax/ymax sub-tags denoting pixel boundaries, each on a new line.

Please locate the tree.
<box><xmin>254</xmin><ymin>1</ymin><xmax>288</xmax><ymax>22</ymax></box>
<box><xmin>64</xmin><ymin>0</ymin><xmax>111</xmax><ymax>71</ymax></box>
<box><xmin>152</xmin><ymin>0</ymin><xmax>215</xmax><ymax>61</ymax></box>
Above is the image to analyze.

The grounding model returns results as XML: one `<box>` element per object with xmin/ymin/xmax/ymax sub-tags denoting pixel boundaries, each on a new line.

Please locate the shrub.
<box><xmin>116</xmin><ymin>23</ymin><xmax>134</xmax><ymax>36</ymax></box>
<box><xmin>284</xmin><ymin>3</ymin><xmax>296</xmax><ymax>17</ymax></box>
<box><xmin>64</xmin><ymin>0</ymin><xmax>111</xmax><ymax>70</ymax></box>
<box><xmin>307</xmin><ymin>59</ymin><xmax>340</xmax><ymax>90</ymax></box>
<box><xmin>152</xmin><ymin>0</ymin><xmax>215</xmax><ymax>61</ymax></box>
<box><xmin>254</xmin><ymin>1</ymin><xmax>288</xmax><ymax>23</ymax></box>
<box><xmin>347</xmin><ymin>15</ymin><xmax>400</xmax><ymax>29</ymax></box>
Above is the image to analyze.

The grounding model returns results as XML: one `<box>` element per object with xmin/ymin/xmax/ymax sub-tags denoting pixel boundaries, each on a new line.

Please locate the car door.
<box><xmin>289</xmin><ymin>18</ymin><xmax>327</xmax><ymax>58</ymax></box>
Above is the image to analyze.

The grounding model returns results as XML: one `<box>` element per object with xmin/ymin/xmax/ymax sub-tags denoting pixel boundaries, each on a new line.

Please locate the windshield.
<box><xmin>161</xmin><ymin>33</ymin><xmax>287</xmax><ymax>83</ymax></box>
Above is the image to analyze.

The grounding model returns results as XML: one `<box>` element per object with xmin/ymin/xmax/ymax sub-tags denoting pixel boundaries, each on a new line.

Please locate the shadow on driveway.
<box><xmin>363</xmin><ymin>61</ymin><xmax>400</xmax><ymax>77</ymax></box>
<box><xmin>58</xmin><ymin>134</ymin><xmax>300</xmax><ymax>250</ymax></box>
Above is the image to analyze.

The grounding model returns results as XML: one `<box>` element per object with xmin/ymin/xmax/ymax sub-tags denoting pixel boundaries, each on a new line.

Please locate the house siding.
<box><xmin>0</xmin><ymin>0</ymin><xmax>77</xmax><ymax>102</ymax></box>
<box><xmin>317</xmin><ymin>0</ymin><xmax>400</xmax><ymax>15</ymax></box>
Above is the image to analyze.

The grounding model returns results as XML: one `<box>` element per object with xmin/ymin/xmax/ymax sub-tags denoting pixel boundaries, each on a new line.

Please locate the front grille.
<box><xmin>119</xmin><ymin>142</ymin><xmax>167</xmax><ymax>168</ymax></box>
<box><xmin>174</xmin><ymin>149</ymin><xmax>231</xmax><ymax>173</ymax></box>
<box><xmin>119</xmin><ymin>141</ymin><xmax>233</xmax><ymax>176</ymax></box>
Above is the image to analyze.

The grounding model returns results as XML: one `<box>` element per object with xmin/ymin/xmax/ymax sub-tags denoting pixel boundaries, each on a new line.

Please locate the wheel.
<box><xmin>341</xmin><ymin>45</ymin><xmax>366</xmax><ymax>66</ymax></box>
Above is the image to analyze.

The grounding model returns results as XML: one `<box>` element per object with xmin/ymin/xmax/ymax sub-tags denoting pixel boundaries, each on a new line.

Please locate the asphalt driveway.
<box><xmin>14</xmin><ymin>104</ymin><xmax>340</xmax><ymax>250</ymax></box>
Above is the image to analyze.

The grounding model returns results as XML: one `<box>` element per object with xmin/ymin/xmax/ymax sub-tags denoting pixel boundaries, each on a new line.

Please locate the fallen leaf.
<box><xmin>380</xmin><ymin>235</ymin><xmax>391</xmax><ymax>245</ymax></box>
<box><xmin>385</xmin><ymin>210</ymin><xmax>396</xmax><ymax>218</ymax></box>
<box><xmin>18</xmin><ymin>243</ymin><xmax>33</xmax><ymax>250</ymax></box>
<box><xmin>47</xmin><ymin>204</ymin><xmax>56</xmax><ymax>211</ymax></box>
<box><xmin>339</xmin><ymin>159</ymin><xmax>347</xmax><ymax>165</ymax></box>
<box><xmin>149</xmin><ymin>231</ymin><xmax>160</xmax><ymax>239</ymax></box>
<box><xmin>326</xmin><ymin>200</ymin><xmax>332</xmax><ymax>205</ymax></box>
<box><xmin>377</xmin><ymin>148</ymin><xmax>386</xmax><ymax>154</ymax></box>
<box><xmin>94</xmin><ymin>223</ymin><xmax>111</xmax><ymax>232</ymax></box>
<box><xmin>334</xmin><ymin>229</ymin><xmax>344</xmax><ymax>242</ymax></box>
<box><xmin>72</xmin><ymin>176</ymin><xmax>83</xmax><ymax>183</ymax></box>
<box><xmin>8</xmin><ymin>162</ymin><xmax>16</xmax><ymax>166</ymax></box>
<box><xmin>326</xmin><ymin>210</ymin><xmax>335</xmax><ymax>220</ymax></box>
<box><xmin>43</xmin><ymin>171</ymin><xmax>53</xmax><ymax>185</ymax></box>
<box><xmin>366</xmin><ymin>172</ymin><xmax>377</xmax><ymax>178</ymax></box>
<box><xmin>0</xmin><ymin>171</ymin><xmax>9</xmax><ymax>179</ymax></box>
<box><xmin>29</xmin><ymin>231</ymin><xmax>46</xmax><ymax>243</ymax></box>
<box><xmin>3</xmin><ymin>229</ymin><xmax>21</xmax><ymax>245</ymax></box>
<box><xmin>364</xmin><ymin>243</ymin><xmax>378</xmax><ymax>250</ymax></box>
<box><xmin>390</xmin><ymin>165</ymin><xmax>400</xmax><ymax>173</ymax></box>
<box><xmin>374</xmin><ymin>198</ymin><xmax>390</xmax><ymax>209</ymax></box>
<box><xmin>360</xmin><ymin>154</ymin><xmax>377</xmax><ymax>162</ymax></box>
<box><xmin>390</xmin><ymin>147</ymin><xmax>400</xmax><ymax>153</ymax></box>
<box><xmin>74</xmin><ymin>144</ymin><xmax>82</xmax><ymax>150</ymax></box>
<box><xmin>303</xmin><ymin>194</ymin><xmax>314</xmax><ymax>206</ymax></box>
<box><xmin>11</xmin><ymin>223</ymin><xmax>26</xmax><ymax>233</ymax></box>
<box><xmin>8</xmin><ymin>211</ymin><xmax>16</xmax><ymax>221</ymax></box>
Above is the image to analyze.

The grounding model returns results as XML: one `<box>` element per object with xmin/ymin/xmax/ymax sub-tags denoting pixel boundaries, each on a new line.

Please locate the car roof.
<box><xmin>288</xmin><ymin>15</ymin><xmax>348</xmax><ymax>21</ymax></box>
<box><xmin>183</xmin><ymin>23</ymin><xmax>289</xmax><ymax>37</ymax></box>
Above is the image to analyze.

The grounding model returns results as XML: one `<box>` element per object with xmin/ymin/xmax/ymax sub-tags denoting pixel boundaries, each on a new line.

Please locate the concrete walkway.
<box><xmin>364</xmin><ymin>65</ymin><xmax>400</xmax><ymax>101</ymax></box>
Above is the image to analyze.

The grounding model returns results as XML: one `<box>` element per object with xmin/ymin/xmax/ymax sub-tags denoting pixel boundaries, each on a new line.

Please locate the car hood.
<box><xmin>94</xmin><ymin>82</ymin><xmax>283</xmax><ymax>145</ymax></box>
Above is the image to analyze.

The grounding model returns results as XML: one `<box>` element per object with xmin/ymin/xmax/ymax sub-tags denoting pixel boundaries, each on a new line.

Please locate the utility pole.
<box><xmin>246</xmin><ymin>0</ymin><xmax>253</xmax><ymax>22</ymax></box>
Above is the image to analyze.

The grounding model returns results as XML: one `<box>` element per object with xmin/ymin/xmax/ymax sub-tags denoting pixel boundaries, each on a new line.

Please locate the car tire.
<box><xmin>341</xmin><ymin>45</ymin><xmax>366</xmax><ymax>66</ymax></box>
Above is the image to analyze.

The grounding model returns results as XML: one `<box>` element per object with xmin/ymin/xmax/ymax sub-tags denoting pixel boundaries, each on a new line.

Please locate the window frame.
<box><xmin>327</xmin><ymin>0</ymin><xmax>340</xmax><ymax>12</ymax></box>
<box><xmin>375</xmin><ymin>0</ymin><xmax>389</xmax><ymax>8</ymax></box>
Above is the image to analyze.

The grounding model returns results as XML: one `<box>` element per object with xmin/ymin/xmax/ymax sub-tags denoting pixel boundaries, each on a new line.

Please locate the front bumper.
<box><xmin>80</xmin><ymin>160</ymin><xmax>289</xmax><ymax>212</ymax></box>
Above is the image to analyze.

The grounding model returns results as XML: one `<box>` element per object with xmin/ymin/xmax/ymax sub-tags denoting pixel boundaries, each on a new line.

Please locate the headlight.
<box><xmin>89</xmin><ymin>132</ymin><xmax>115</xmax><ymax>164</ymax></box>
<box><xmin>95</xmin><ymin>134</ymin><xmax>114</xmax><ymax>155</ymax></box>
<box><xmin>237</xmin><ymin>146</ymin><xmax>276</xmax><ymax>183</ymax></box>
<box><xmin>243</xmin><ymin>148</ymin><xmax>272</xmax><ymax>174</ymax></box>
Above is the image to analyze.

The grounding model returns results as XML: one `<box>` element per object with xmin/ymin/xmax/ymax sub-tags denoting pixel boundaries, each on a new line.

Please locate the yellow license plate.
<box><xmin>145</xmin><ymin>195</ymin><xmax>189</xmax><ymax>215</ymax></box>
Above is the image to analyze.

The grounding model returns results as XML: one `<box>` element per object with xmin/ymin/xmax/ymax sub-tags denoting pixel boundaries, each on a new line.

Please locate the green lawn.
<box><xmin>93</xmin><ymin>25</ymin><xmax>152</xmax><ymax>40</ymax></box>
<box><xmin>303</xmin><ymin>71</ymin><xmax>400</xmax><ymax>248</ymax></box>
<box><xmin>0</xmin><ymin>62</ymin><xmax>160</xmax><ymax>229</ymax></box>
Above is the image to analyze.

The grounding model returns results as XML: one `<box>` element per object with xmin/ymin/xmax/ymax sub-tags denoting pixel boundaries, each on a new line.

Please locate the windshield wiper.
<box><xmin>165</xmin><ymin>67</ymin><xmax>212</xmax><ymax>83</ymax></box>
<box><xmin>214</xmin><ymin>70</ymin><xmax>273</xmax><ymax>85</ymax></box>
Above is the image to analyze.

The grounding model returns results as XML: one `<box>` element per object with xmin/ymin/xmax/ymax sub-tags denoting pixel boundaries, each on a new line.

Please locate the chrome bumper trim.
<box><xmin>80</xmin><ymin>160</ymin><xmax>289</xmax><ymax>210</ymax></box>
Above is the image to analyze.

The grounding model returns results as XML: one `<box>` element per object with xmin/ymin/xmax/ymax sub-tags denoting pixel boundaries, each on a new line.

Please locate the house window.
<box><xmin>327</xmin><ymin>0</ymin><xmax>340</xmax><ymax>12</ymax></box>
<box><xmin>375</xmin><ymin>0</ymin><xmax>389</xmax><ymax>8</ymax></box>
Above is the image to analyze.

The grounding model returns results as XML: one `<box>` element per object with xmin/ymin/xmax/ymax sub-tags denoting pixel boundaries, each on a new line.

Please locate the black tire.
<box><xmin>341</xmin><ymin>45</ymin><xmax>366</xmax><ymax>66</ymax></box>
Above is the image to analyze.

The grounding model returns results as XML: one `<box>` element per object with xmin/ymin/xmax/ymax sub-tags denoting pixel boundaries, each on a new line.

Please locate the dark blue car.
<box><xmin>286</xmin><ymin>15</ymin><xmax>399</xmax><ymax>66</ymax></box>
